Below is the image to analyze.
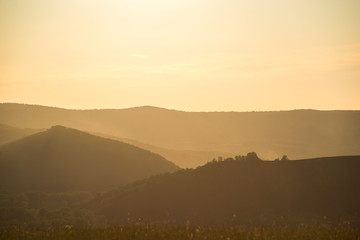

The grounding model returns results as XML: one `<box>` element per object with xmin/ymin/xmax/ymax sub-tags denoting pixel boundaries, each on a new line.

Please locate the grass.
<box><xmin>1</xmin><ymin>223</ymin><xmax>359</xmax><ymax>240</ymax></box>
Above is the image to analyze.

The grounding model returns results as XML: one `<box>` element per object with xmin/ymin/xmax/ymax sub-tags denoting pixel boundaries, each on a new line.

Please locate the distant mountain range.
<box><xmin>1</xmin><ymin>103</ymin><xmax>360</xmax><ymax>168</ymax></box>
<box><xmin>0</xmin><ymin>126</ymin><xmax>179</xmax><ymax>192</ymax></box>
<box><xmin>92</xmin><ymin>155</ymin><xmax>360</xmax><ymax>225</ymax></box>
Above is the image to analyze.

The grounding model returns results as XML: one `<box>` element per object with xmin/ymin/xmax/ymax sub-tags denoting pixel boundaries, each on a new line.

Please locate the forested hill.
<box><xmin>1</xmin><ymin>103</ymin><xmax>359</xmax><ymax>164</ymax></box>
<box><xmin>92</xmin><ymin>155</ymin><xmax>360</xmax><ymax>225</ymax></box>
<box><xmin>0</xmin><ymin>126</ymin><xmax>179</xmax><ymax>192</ymax></box>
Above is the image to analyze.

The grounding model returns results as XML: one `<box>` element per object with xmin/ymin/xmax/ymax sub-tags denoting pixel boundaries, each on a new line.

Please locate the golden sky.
<box><xmin>1</xmin><ymin>0</ymin><xmax>359</xmax><ymax>111</ymax></box>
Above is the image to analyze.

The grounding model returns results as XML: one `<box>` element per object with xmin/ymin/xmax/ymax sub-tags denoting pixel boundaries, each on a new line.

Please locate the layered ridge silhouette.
<box><xmin>0</xmin><ymin>126</ymin><xmax>179</xmax><ymax>192</ymax></box>
<box><xmin>1</xmin><ymin>103</ymin><xmax>359</xmax><ymax>168</ymax></box>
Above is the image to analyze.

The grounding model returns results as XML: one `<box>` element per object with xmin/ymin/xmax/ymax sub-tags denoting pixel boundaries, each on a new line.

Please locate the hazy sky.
<box><xmin>1</xmin><ymin>0</ymin><xmax>359</xmax><ymax>111</ymax></box>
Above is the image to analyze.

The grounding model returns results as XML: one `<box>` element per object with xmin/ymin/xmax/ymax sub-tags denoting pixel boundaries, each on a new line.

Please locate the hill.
<box><xmin>0</xmin><ymin>123</ymin><xmax>41</xmax><ymax>145</ymax></box>
<box><xmin>0</xmin><ymin>126</ymin><xmax>179</xmax><ymax>192</ymax></box>
<box><xmin>92</xmin><ymin>155</ymin><xmax>360</xmax><ymax>225</ymax></box>
<box><xmin>0</xmin><ymin>122</ymin><xmax>227</xmax><ymax>168</ymax></box>
<box><xmin>1</xmin><ymin>103</ymin><xmax>360</xmax><ymax>165</ymax></box>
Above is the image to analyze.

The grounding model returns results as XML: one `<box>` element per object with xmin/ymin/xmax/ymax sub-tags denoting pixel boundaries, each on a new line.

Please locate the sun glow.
<box><xmin>0</xmin><ymin>0</ymin><xmax>359</xmax><ymax>111</ymax></box>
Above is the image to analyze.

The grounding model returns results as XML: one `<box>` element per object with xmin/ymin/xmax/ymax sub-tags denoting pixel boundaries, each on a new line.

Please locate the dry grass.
<box><xmin>1</xmin><ymin>223</ymin><xmax>359</xmax><ymax>240</ymax></box>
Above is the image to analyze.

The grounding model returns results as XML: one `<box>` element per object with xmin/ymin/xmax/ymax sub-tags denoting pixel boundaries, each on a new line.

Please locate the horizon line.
<box><xmin>1</xmin><ymin>102</ymin><xmax>360</xmax><ymax>113</ymax></box>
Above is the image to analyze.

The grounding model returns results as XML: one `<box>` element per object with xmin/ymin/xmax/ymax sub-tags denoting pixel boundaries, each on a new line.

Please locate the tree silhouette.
<box><xmin>246</xmin><ymin>152</ymin><xmax>260</xmax><ymax>161</ymax></box>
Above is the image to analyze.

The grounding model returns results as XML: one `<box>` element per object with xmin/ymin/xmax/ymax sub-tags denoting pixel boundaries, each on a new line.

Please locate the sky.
<box><xmin>1</xmin><ymin>0</ymin><xmax>359</xmax><ymax>111</ymax></box>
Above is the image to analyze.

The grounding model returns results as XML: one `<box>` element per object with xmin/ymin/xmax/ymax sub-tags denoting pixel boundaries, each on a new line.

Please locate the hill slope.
<box><xmin>0</xmin><ymin>123</ymin><xmax>41</xmax><ymax>145</ymax></box>
<box><xmin>0</xmin><ymin>126</ymin><xmax>179</xmax><ymax>192</ymax></box>
<box><xmin>0</xmin><ymin>103</ymin><xmax>360</xmax><ymax>165</ymax></box>
<box><xmin>92</xmin><ymin>156</ymin><xmax>360</xmax><ymax>225</ymax></box>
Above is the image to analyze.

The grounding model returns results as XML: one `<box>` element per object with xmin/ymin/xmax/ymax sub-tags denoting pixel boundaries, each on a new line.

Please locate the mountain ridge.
<box><xmin>0</xmin><ymin>123</ymin><xmax>42</xmax><ymax>146</ymax></box>
<box><xmin>1</xmin><ymin>103</ymin><xmax>360</xmax><ymax>165</ymax></box>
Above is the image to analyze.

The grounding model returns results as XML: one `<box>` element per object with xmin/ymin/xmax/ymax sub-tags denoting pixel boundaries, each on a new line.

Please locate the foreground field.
<box><xmin>1</xmin><ymin>224</ymin><xmax>359</xmax><ymax>240</ymax></box>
